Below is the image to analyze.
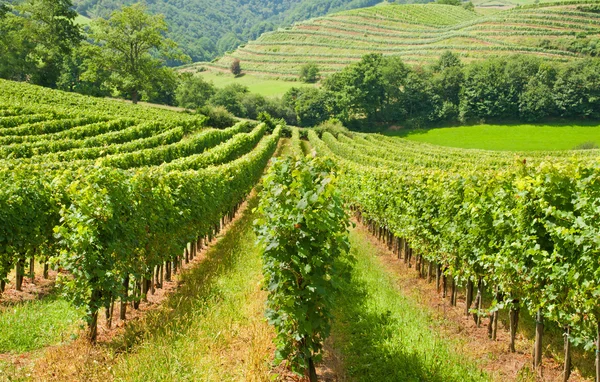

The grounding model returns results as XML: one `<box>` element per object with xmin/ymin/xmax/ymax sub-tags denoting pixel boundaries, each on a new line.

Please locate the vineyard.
<box><xmin>2</xmin><ymin>77</ymin><xmax>600</xmax><ymax>380</ymax></box>
<box><xmin>0</xmin><ymin>79</ymin><xmax>280</xmax><ymax>341</ymax></box>
<box><xmin>196</xmin><ymin>1</ymin><xmax>600</xmax><ymax>78</ymax></box>
<box><xmin>308</xmin><ymin>129</ymin><xmax>600</xmax><ymax>379</ymax></box>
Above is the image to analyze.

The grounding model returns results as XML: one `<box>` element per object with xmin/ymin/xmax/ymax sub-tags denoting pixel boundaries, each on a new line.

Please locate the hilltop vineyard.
<box><xmin>0</xmin><ymin>79</ymin><xmax>280</xmax><ymax>341</ymax></box>
<box><xmin>200</xmin><ymin>1</ymin><xmax>600</xmax><ymax>78</ymax></box>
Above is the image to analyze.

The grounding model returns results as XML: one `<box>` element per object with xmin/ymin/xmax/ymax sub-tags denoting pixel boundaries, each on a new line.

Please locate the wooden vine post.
<box><xmin>465</xmin><ymin>279</ymin><xmax>474</xmax><ymax>317</ymax></box>
<box><xmin>596</xmin><ymin>322</ymin><xmax>600</xmax><ymax>382</ymax></box>
<box><xmin>509</xmin><ymin>299</ymin><xmax>520</xmax><ymax>352</ymax></box>
<box><xmin>534</xmin><ymin>308</ymin><xmax>544</xmax><ymax>368</ymax></box>
<box><xmin>563</xmin><ymin>326</ymin><xmax>571</xmax><ymax>382</ymax></box>
<box><xmin>120</xmin><ymin>274</ymin><xmax>129</xmax><ymax>320</ymax></box>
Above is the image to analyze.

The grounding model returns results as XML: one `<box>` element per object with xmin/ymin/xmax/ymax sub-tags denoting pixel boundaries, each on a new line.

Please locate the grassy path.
<box><xmin>107</xmin><ymin>194</ymin><xmax>273</xmax><ymax>381</ymax></box>
<box><xmin>327</xmin><ymin>226</ymin><xmax>490</xmax><ymax>382</ymax></box>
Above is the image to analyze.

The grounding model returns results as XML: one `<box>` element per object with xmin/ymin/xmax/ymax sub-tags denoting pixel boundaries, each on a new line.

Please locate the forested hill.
<box><xmin>72</xmin><ymin>0</ymin><xmax>389</xmax><ymax>62</ymax></box>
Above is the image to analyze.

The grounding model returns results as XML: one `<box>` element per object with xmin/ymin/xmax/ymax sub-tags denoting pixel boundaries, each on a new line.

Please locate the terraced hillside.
<box><xmin>198</xmin><ymin>1</ymin><xmax>600</xmax><ymax>78</ymax></box>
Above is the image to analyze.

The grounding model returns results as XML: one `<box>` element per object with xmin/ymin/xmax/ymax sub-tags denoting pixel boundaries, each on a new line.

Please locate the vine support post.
<box><xmin>474</xmin><ymin>277</ymin><xmax>483</xmax><ymax>327</ymax></box>
<box><xmin>16</xmin><ymin>257</ymin><xmax>25</xmax><ymax>291</ymax></box>
<box><xmin>450</xmin><ymin>278</ymin><xmax>456</xmax><ymax>306</ymax></box>
<box><xmin>534</xmin><ymin>308</ymin><xmax>544</xmax><ymax>368</ymax></box>
<box><xmin>563</xmin><ymin>326</ymin><xmax>571</xmax><ymax>382</ymax></box>
<box><xmin>427</xmin><ymin>262</ymin><xmax>433</xmax><ymax>283</ymax></box>
<box><xmin>165</xmin><ymin>261</ymin><xmax>171</xmax><ymax>282</ymax></box>
<box><xmin>29</xmin><ymin>254</ymin><xmax>35</xmax><ymax>283</ymax></box>
<box><xmin>442</xmin><ymin>271</ymin><xmax>447</xmax><ymax>298</ymax></box>
<box><xmin>105</xmin><ymin>297</ymin><xmax>114</xmax><ymax>329</ymax></box>
<box><xmin>120</xmin><ymin>274</ymin><xmax>128</xmax><ymax>320</ymax></box>
<box><xmin>88</xmin><ymin>288</ymin><xmax>101</xmax><ymax>344</ymax></box>
<box><xmin>308</xmin><ymin>357</ymin><xmax>317</xmax><ymax>382</ymax></box>
<box><xmin>596</xmin><ymin>321</ymin><xmax>600</xmax><ymax>382</ymax></box>
<box><xmin>509</xmin><ymin>299</ymin><xmax>520</xmax><ymax>353</ymax></box>
<box><xmin>154</xmin><ymin>266</ymin><xmax>160</xmax><ymax>289</ymax></box>
<box><xmin>492</xmin><ymin>287</ymin><xmax>501</xmax><ymax>340</ymax></box>
<box><xmin>465</xmin><ymin>278</ymin><xmax>474</xmax><ymax>316</ymax></box>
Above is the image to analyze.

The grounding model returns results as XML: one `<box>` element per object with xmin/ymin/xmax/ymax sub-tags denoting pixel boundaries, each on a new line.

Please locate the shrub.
<box><xmin>175</xmin><ymin>73</ymin><xmax>215</xmax><ymax>109</ymax></box>
<box><xmin>257</xmin><ymin>111</ymin><xmax>285</xmax><ymax>133</ymax></box>
<box><xmin>230</xmin><ymin>58</ymin><xmax>242</xmax><ymax>76</ymax></box>
<box><xmin>197</xmin><ymin>105</ymin><xmax>237</xmax><ymax>128</ymax></box>
<box><xmin>299</xmin><ymin>63</ymin><xmax>320</xmax><ymax>83</ymax></box>
<box><xmin>313</xmin><ymin>118</ymin><xmax>350</xmax><ymax>138</ymax></box>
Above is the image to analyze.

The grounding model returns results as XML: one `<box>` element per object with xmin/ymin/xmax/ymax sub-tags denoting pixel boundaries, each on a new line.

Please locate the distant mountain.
<box><xmin>72</xmin><ymin>0</ymin><xmax>393</xmax><ymax>62</ymax></box>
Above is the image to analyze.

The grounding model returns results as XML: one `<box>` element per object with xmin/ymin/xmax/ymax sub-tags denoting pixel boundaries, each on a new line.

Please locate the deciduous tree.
<box><xmin>90</xmin><ymin>3</ymin><xmax>189</xmax><ymax>103</ymax></box>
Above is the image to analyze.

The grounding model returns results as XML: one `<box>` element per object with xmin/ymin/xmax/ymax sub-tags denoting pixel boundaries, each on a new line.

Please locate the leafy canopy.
<box><xmin>89</xmin><ymin>3</ymin><xmax>189</xmax><ymax>103</ymax></box>
<box><xmin>255</xmin><ymin>156</ymin><xmax>352</xmax><ymax>377</ymax></box>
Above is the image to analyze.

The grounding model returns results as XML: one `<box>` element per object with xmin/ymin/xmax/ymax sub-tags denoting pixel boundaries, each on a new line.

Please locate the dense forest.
<box><xmin>71</xmin><ymin>0</ymin><xmax>409</xmax><ymax>62</ymax></box>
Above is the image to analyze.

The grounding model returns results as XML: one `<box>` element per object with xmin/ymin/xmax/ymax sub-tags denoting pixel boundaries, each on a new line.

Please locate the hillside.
<box><xmin>198</xmin><ymin>1</ymin><xmax>600</xmax><ymax>78</ymax></box>
<box><xmin>72</xmin><ymin>0</ymin><xmax>387</xmax><ymax>62</ymax></box>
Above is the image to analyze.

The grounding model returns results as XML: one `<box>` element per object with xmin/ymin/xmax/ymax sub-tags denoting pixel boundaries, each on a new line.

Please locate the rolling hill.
<box><xmin>196</xmin><ymin>1</ymin><xmax>600</xmax><ymax>79</ymax></box>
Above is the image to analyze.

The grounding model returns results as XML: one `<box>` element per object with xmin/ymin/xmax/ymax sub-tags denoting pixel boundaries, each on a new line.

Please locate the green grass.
<box><xmin>388</xmin><ymin>123</ymin><xmax>600</xmax><ymax>151</ymax></box>
<box><xmin>196</xmin><ymin>71</ymin><xmax>314</xmax><ymax>97</ymax></box>
<box><xmin>330</xmin><ymin>228</ymin><xmax>489</xmax><ymax>381</ymax></box>
<box><xmin>109</xmin><ymin>193</ymin><xmax>273</xmax><ymax>381</ymax></box>
<box><xmin>0</xmin><ymin>294</ymin><xmax>83</xmax><ymax>353</ymax></box>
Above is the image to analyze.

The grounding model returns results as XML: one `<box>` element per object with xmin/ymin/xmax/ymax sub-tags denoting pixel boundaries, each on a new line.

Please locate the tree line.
<box><xmin>185</xmin><ymin>52</ymin><xmax>600</xmax><ymax>129</ymax></box>
<box><xmin>285</xmin><ymin>52</ymin><xmax>600</xmax><ymax>128</ymax></box>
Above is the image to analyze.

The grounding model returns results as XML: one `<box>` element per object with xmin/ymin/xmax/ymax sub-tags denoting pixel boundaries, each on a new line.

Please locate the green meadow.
<box><xmin>197</xmin><ymin>71</ymin><xmax>315</xmax><ymax>97</ymax></box>
<box><xmin>389</xmin><ymin>123</ymin><xmax>600</xmax><ymax>151</ymax></box>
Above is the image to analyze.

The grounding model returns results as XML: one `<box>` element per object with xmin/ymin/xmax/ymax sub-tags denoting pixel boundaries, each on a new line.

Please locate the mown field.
<box><xmin>388</xmin><ymin>123</ymin><xmax>600</xmax><ymax>151</ymax></box>
<box><xmin>189</xmin><ymin>1</ymin><xmax>600</xmax><ymax>79</ymax></box>
<box><xmin>181</xmin><ymin>70</ymin><xmax>315</xmax><ymax>97</ymax></box>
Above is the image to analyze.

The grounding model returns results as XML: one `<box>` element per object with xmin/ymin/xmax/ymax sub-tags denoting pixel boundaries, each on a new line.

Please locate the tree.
<box><xmin>209</xmin><ymin>83</ymin><xmax>249</xmax><ymax>116</ymax></box>
<box><xmin>90</xmin><ymin>3</ymin><xmax>189</xmax><ymax>104</ymax></box>
<box><xmin>175</xmin><ymin>73</ymin><xmax>216</xmax><ymax>109</ymax></box>
<box><xmin>324</xmin><ymin>53</ymin><xmax>386</xmax><ymax>121</ymax></box>
<box><xmin>435</xmin><ymin>51</ymin><xmax>462</xmax><ymax>71</ymax></box>
<box><xmin>230</xmin><ymin>58</ymin><xmax>242</xmax><ymax>76</ymax></box>
<box><xmin>57</xmin><ymin>42</ymin><xmax>111</xmax><ymax>97</ymax></box>
<box><xmin>519</xmin><ymin>77</ymin><xmax>554</xmax><ymax>122</ymax></box>
<box><xmin>0</xmin><ymin>0</ymin><xmax>82</xmax><ymax>87</ymax></box>
<box><xmin>463</xmin><ymin>1</ymin><xmax>475</xmax><ymax>11</ymax></box>
<box><xmin>299</xmin><ymin>63</ymin><xmax>320</xmax><ymax>83</ymax></box>
<box><xmin>289</xmin><ymin>87</ymin><xmax>334</xmax><ymax>127</ymax></box>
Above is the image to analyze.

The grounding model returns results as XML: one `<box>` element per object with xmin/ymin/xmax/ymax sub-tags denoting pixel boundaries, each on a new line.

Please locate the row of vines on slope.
<box><xmin>0</xmin><ymin>79</ymin><xmax>282</xmax><ymax>342</ymax></box>
<box><xmin>310</xmin><ymin>130</ymin><xmax>600</xmax><ymax>381</ymax></box>
<box><xmin>254</xmin><ymin>146</ymin><xmax>351</xmax><ymax>381</ymax></box>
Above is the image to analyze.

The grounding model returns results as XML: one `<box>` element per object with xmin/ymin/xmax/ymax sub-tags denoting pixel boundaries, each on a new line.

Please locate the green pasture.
<box><xmin>388</xmin><ymin>123</ymin><xmax>600</xmax><ymax>151</ymax></box>
<box><xmin>196</xmin><ymin>71</ymin><xmax>315</xmax><ymax>97</ymax></box>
